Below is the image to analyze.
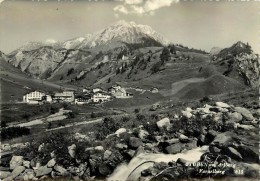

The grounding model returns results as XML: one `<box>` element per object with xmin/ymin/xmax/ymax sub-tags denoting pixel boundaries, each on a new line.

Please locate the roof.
<box><xmin>55</xmin><ymin>91</ymin><xmax>74</xmax><ymax>97</ymax></box>
<box><xmin>24</xmin><ymin>90</ymin><xmax>45</xmax><ymax>95</ymax></box>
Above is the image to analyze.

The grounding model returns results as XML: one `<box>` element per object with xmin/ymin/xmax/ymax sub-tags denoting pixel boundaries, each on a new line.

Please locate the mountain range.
<box><xmin>1</xmin><ymin>20</ymin><xmax>259</xmax><ymax>102</ymax></box>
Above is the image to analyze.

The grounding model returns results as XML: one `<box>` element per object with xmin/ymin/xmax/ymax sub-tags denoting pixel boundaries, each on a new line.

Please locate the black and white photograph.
<box><xmin>0</xmin><ymin>0</ymin><xmax>259</xmax><ymax>180</ymax></box>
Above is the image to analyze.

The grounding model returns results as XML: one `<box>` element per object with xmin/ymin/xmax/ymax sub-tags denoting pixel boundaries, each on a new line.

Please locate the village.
<box><xmin>22</xmin><ymin>84</ymin><xmax>137</xmax><ymax>105</ymax></box>
<box><xmin>22</xmin><ymin>84</ymin><xmax>159</xmax><ymax>105</ymax></box>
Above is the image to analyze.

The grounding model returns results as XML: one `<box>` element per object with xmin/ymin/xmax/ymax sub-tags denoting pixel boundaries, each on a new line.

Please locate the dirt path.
<box><xmin>46</xmin><ymin>117</ymin><xmax>103</xmax><ymax>131</ymax></box>
<box><xmin>15</xmin><ymin>108</ymin><xmax>70</xmax><ymax>127</ymax></box>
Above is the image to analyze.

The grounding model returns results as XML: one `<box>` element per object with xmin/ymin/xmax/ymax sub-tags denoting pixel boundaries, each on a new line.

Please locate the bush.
<box><xmin>15</xmin><ymin>130</ymin><xmax>76</xmax><ymax>166</ymax></box>
<box><xmin>121</xmin><ymin>116</ymin><xmax>130</xmax><ymax>123</ymax></box>
<box><xmin>134</xmin><ymin>108</ymin><xmax>140</xmax><ymax>114</ymax></box>
<box><xmin>65</xmin><ymin>111</ymin><xmax>77</xmax><ymax>119</ymax></box>
<box><xmin>1</xmin><ymin>127</ymin><xmax>31</xmax><ymax>141</ymax></box>
<box><xmin>136</xmin><ymin>114</ymin><xmax>146</xmax><ymax>121</ymax></box>
<box><xmin>95</xmin><ymin>117</ymin><xmax>121</xmax><ymax>140</ymax></box>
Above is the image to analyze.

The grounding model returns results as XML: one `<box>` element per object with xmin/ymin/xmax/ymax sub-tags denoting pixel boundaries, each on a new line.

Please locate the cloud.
<box><xmin>113</xmin><ymin>5</ymin><xmax>129</xmax><ymax>14</ymax></box>
<box><xmin>125</xmin><ymin>0</ymin><xmax>143</xmax><ymax>5</ymax></box>
<box><xmin>114</xmin><ymin>0</ymin><xmax>179</xmax><ymax>16</ymax></box>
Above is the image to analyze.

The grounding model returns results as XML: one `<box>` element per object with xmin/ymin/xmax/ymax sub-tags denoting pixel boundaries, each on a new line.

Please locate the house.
<box><xmin>83</xmin><ymin>88</ymin><xmax>91</xmax><ymax>93</ymax></box>
<box><xmin>54</xmin><ymin>91</ymin><xmax>75</xmax><ymax>102</ymax></box>
<box><xmin>91</xmin><ymin>92</ymin><xmax>111</xmax><ymax>103</ymax></box>
<box><xmin>92</xmin><ymin>88</ymin><xmax>103</xmax><ymax>93</ymax></box>
<box><xmin>150</xmin><ymin>87</ymin><xmax>159</xmax><ymax>93</ymax></box>
<box><xmin>108</xmin><ymin>85</ymin><xmax>132</xmax><ymax>98</ymax></box>
<box><xmin>23</xmin><ymin>91</ymin><xmax>45</xmax><ymax>104</ymax></box>
<box><xmin>42</xmin><ymin>95</ymin><xmax>52</xmax><ymax>103</ymax></box>
<box><xmin>75</xmin><ymin>95</ymin><xmax>90</xmax><ymax>105</ymax></box>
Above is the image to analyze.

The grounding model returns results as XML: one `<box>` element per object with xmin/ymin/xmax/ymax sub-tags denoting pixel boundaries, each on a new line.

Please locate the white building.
<box><xmin>150</xmin><ymin>87</ymin><xmax>159</xmax><ymax>93</ymax></box>
<box><xmin>54</xmin><ymin>91</ymin><xmax>74</xmax><ymax>102</ymax></box>
<box><xmin>91</xmin><ymin>92</ymin><xmax>111</xmax><ymax>103</ymax></box>
<box><xmin>23</xmin><ymin>91</ymin><xmax>45</xmax><ymax>104</ymax></box>
<box><xmin>109</xmin><ymin>85</ymin><xmax>132</xmax><ymax>98</ymax></box>
<box><xmin>93</xmin><ymin>88</ymin><xmax>103</xmax><ymax>93</ymax></box>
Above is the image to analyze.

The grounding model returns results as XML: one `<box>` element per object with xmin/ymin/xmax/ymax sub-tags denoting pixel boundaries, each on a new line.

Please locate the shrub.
<box><xmin>136</xmin><ymin>114</ymin><xmax>146</xmax><ymax>121</ymax></box>
<box><xmin>67</xmin><ymin>68</ymin><xmax>74</xmax><ymax>76</ymax></box>
<box><xmin>1</xmin><ymin>127</ymin><xmax>31</xmax><ymax>141</ymax></box>
<box><xmin>65</xmin><ymin>111</ymin><xmax>77</xmax><ymax>119</ymax></box>
<box><xmin>121</xmin><ymin>116</ymin><xmax>130</xmax><ymax>123</ymax></box>
<box><xmin>95</xmin><ymin>117</ymin><xmax>121</xmax><ymax>140</ymax></box>
<box><xmin>134</xmin><ymin>108</ymin><xmax>140</xmax><ymax>114</ymax></box>
<box><xmin>16</xmin><ymin>130</ymin><xmax>76</xmax><ymax>166</ymax></box>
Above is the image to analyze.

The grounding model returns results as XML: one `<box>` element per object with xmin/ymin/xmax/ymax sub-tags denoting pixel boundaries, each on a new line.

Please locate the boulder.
<box><xmin>237</xmin><ymin>124</ymin><xmax>255</xmax><ymax>130</ymax></box>
<box><xmin>224</xmin><ymin>120</ymin><xmax>237</xmax><ymax>129</ymax></box>
<box><xmin>38</xmin><ymin>144</ymin><xmax>44</xmax><ymax>152</ymax></box>
<box><xmin>95</xmin><ymin>146</ymin><xmax>104</xmax><ymax>151</ymax></box>
<box><xmin>129</xmin><ymin>137</ymin><xmax>142</xmax><ymax>148</ymax></box>
<box><xmin>114</xmin><ymin>128</ymin><xmax>127</xmax><ymax>137</ymax></box>
<box><xmin>156</xmin><ymin>118</ymin><xmax>171</xmax><ymax>129</ymax></box>
<box><xmin>23</xmin><ymin>169</ymin><xmax>35</xmax><ymax>181</ymax></box>
<box><xmin>68</xmin><ymin>144</ymin><xmax>76</xmax><ymax>158</ymax></box>
<box><xmin>186</xmin><ymin>107</ymin><xmax>193</xmax><ymax>112</ymax></box>
<box><xmin>206</xmin><ymin>130</ymin><xmax>218</xmax><ymax>143</ymax></box>
<box><xmin>228</xmin><ymin>112</ymin><xmax>243</xmax><ymax>122</ymax></box>
<box><xmin>125</xmin><ymin>150</ymin><xmax>135</xmax><ymax>158</ymax></box>
<box><xmin>36</xmin><ymin>166</ymin><xmax>52</xmax><ymax>177</ymax></box>
<box><xmin>183</xmin><ymin>139</ymin><xmax>197</xmax><ymax>150</ymax></box>
<box><xmin>212</xmin><ymin>132</ymin><xmax>233</xmax><ymax>146</ymax></box>
<box><xmin>212</xmin><ymin>112</ymin><xmax>222</xmax><ymax>122</ymax></box>
<box><xmin>23</xmin><ymin>161</ymin><xmax>31</xmax><ymax>169</ymax></box>
<box><xmin>47</xmin><ymin>159</ymin><xmax>56</xmax><ymax>168</ymax></box>
<box><xmin>216</xmin><ymin>102</ymin><xmax>230</xmax><ymax>108</ymax></box>
<box><xmin>1</xmin><ymin>144</ymin><xmax>11</xmax><ymax>152</ymax></box>
<box><xmin>165</xmin><ymin>143</ymin><xmax>182</xmax><ymax>154</ymax></box>
<box><xmin>105</xmin><ymin>151</ymin><xmax>124</xmax><ymax>170</ymax></box>
<box><xmin>197</xmin><ymin>134</ymin><xmax>206</xmax><ymax>146</ymax></box>
<box><xmin>236</xmin><ymin>146</ymin><xmax>259</xmax><ymax>163</ymax></box>
<box><xmin>209</xmin><ymin>145</ymin><xmax>221</xmax><ymax>153</ymax></box>
<box><xmin>11</xmin><ymin>166</ymin><xmax>25</xmax><ymax>179</ymax></box>
<box><xmin>10</xmin><ymin>156</ymin><xmax>24</xmax><ymax>170</ymax></box>
<box><xmin>115</xmin><ymin>143</ymin><xmax>128</xmax><ymax>150</ymax></box>
<box><xmin>98</xmin><ymin>164</ymin><xmax>112</xmax><ymax>176</ymax></box>
<box><xmin>166</xmin><ymin>138</ymin><xmax>179</xmax><ymax>145</ymax></box>
<box><xmin>179</xmin><ymin>134</ymin><xmax>189</xmax><ymax>143</ymax></box>
<box><xmin>53</xmin><ymin>165</ymin><xmax>68</xmax><ymax>176</ymax></box>
<box><xmin>85</xmin><ymin>147</ymin><xmax>95</xmax><ymax>154</ymax></box>
<box><xmin>181</xmin><ymin>111</ymin><xmax>193</xmax><ymax>119</ymax></box>
<box><xmin>138</xmin><ymin>129</ymin><xmax>149</xmax><ymax>139</ymax></box>
<box><xmin>103</xmin><ymin>150</ymin><xmax>112</xmax><ymax>160</ymax></box>
<box><xmin>176</xmin><ymin>158</ymin><xmax>189</xmax><ymax>166</ymax></box>
<box><xmin>235</xmin><ymin>107</ymin><xmax>255</xmax><ymax>121</ymax></box>
<box><xmin>1</xmin><ymin>171</ymin><xmax>11</xmax><ymax>179</ymax></box>
<box><xmin>222</xmin><ymin>147</ymin><xmax>243</xmax><ymax>161</ymax></box>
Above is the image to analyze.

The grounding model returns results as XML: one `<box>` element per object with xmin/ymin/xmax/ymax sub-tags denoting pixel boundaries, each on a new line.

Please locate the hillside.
<box><xmin>0</xmin><ymin>51</ymin><xmax>77</xmax><ymax>103</ymax></box>
<box><xmin>1</xmin><ymin>23</ymin><xmax>258</xmax><ymax>103</ymax></box>
<box><xmin>213</xmin><ymin>41</ymin><xmax>259</xmax><ymax>88</ymax></box>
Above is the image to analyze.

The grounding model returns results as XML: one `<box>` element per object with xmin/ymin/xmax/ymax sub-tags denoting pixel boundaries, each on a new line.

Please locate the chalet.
<box><xmin>23</xmin><ymin>91</ymin><xmax>45</xmax><ymax>104</ymax></box>
<box><xmin>108</xmin><ymin>85</ymin><xmax>132</xmax><ymax>98</ymax></box>
<box><xmin>42</xmin><ymin>95</ymin><xmax>52</xmax><ymax>103</ymax></box>
<box><xmin>92</xmin><ymin>88</ymin><xmax>103</xmax><ymax>93</ymax></box>
<box><xmin>75</xmin><ymin>95</ymin><xmax>90</xmax><ymax>105</ymax></box>
<box><xmin>91</xmin><ymin>92</ymin><xmax>111</xmax><ymax>103</ymax></box>
<box><xmin>150</xmin><ymin>87</ymin><xmax>159</xmax><ymax>93</ymax></box>
<box><xmin>54</xmin><ymin>91</ymin><xmax>75</xmax><ymax>102</ymax></box>
<box><xmin>83</xmin><ymin>88</ymin><xmax>91</xmax><ymax>93</ymax></box>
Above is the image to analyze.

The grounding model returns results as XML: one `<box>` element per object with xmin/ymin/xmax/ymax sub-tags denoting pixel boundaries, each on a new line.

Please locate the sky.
<box><xmin>0</xmin><ymin>0</ymin><xmax>259</xmax><ymax>54</ymax></box>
